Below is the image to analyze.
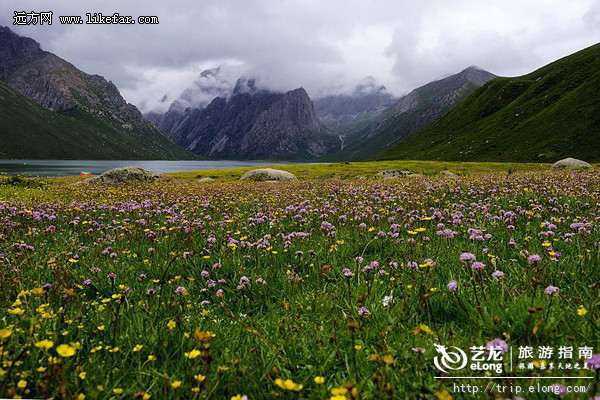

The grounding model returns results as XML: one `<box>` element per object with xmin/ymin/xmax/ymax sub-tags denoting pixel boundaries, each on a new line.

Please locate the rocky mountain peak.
<box><xmin>233</xmin><ymin>77</ymin><xmax>260</xmax><ymax>95</ymax></box>
<box><xmin>147</xmin><ymin>80</ymin><xmax>335</xmax><ymax>159</ymax></box>
<box><xmin>456</xmin><ymin>65</ymin><xmax>497</xmax><ymax>86</ymax></box>
<box><xmin>0</xmin><ymin>26</ymin><xmax>155</xmax><ymax>132</ymax></box>
<box><xmin>0</xmin><ymin>26</ymin><xmax>45</xmax><ymax>79</ymax></box>
<box><xmin>352</xmin><ymin>76</ymin><xmax>389</xmax><ymax>96</ymax></box>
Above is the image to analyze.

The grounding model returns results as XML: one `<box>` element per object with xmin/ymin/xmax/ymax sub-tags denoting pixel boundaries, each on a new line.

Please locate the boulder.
<box><xmin>376</xmin><ymin>170</ymin><xmax>411</xmax><ymax>179</ymax></box>
<box><xmin>439</xmin><ymin>171</ymin><xmax>459</xmax><ymax>178</ymax></box>
<box><xmin>551</xmin><ymin>158</ymin><xmax>591</xmax><ymax>169</ymax></box>
<box><xmin>240</xmin><ymin>168</ymin><xmax>297</xmax><ymax>181</ymax></box>
<box><xmin>196</xmin><ymin>177</ymin><xmax>215</xmax><ymax>183</ymax></box>
<box><xmin>79</xmin><ymin>166</ymin><xmax>162</xmax><ymax>184</ymax></box>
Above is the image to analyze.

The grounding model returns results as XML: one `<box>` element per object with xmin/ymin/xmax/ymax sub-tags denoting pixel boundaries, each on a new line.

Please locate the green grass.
<box><xmin>170</xmin><ymin>160</ymin><xmax>566</xmax><ymax>181</ymax></box>
<box><xmin>0</xmin><ymin>81</ymin><xmax>196</xmax><ymax>160</ymax></box>
<box><xmin>378</xmin><ymin>42</ymin><xmax>600</xmax><ymax>162</ymax></box>
<box><xmin>1</xmin><ymin>170</ymin><xmax>600</xmax><ymax>399</ymax></box>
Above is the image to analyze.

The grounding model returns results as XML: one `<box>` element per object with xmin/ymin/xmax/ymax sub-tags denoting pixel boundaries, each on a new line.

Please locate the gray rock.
<box><xmin>79</xmin><ymin>167</ymin><xmax>162</xmax><ymax>184</ymax></box>
<box><xmin>439</xmin><ymin>171</ymin><xmax>459</xmax><ymax>178</ymax></box>
<box><xmin>240</xmin><ymin>168</ymin><xmax>297</xmax><ymax>181</ymax></box>
<box><xmin>196</xmin><ymin>177</ymin><xmax>215</xmax><ymax>183</ymax></box>
<box><xmin>551</xmin><ymin>158</ymin><xmax>592</xmax><ymax>169</ymax></box>
<box><xmin>376</xmin><ymin>170</ymin><xmax>412</xmax><ymax>179</ymax></box>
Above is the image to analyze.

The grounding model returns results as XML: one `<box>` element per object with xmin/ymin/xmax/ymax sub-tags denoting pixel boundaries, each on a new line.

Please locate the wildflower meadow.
<box><xmin>1</xmin><ymin>169</ymin><xmax>600</xmax><ymax>399</ymax></box>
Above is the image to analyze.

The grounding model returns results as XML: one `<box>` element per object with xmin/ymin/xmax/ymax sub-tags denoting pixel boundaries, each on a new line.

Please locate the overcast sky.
<box><xmin>3</xmin><ymin>0</ymin><xmax>599</xmax><ymax>112</ymax></box>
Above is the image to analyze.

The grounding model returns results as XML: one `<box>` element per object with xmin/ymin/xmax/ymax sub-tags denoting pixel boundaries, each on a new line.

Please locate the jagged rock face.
<box><xmin>0</xmin><ymin>26</ymin><xmax>45</xmax><ymax>79</ymax></box>
<box><xmin>151</xmin><ymin>82</ymin><xmax>338</xmax><ymax>160</ymax></box>
<box><xmin>0</xmin><ymin>26</ymin><xmax>152</xmax><ymax>132</ymax></box>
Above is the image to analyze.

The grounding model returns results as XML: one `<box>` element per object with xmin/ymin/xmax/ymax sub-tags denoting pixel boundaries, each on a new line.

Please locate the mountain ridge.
<box><xmin>148</xmin><ymin>79</ymin><xmax>339</xmax><ymax>160</ymax></box>
<box><xmin>0</xmin><ymin>26</ymin><xmax>194</xmax><ymax>160</ymax></box>
<box><xmin>322</xmin><ymin>66</ymin><xmax>496</xmax><ymax>161</ymax></box>
<box><xmin>377</xmin><ymin>42</ymin><xmax>600</xmax><ymax>162</ymax></box>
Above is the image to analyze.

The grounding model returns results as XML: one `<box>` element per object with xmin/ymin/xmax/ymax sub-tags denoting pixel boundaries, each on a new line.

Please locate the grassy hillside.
<box><xmin>378</xmin><ymin>42</ymin><xmax>600</xmax><ymax>162</ymax></box>
<box><xmin>323</xmin><ymin>83</ymin><xmax>479</xmax><ymax>161</ymax></box>
<box><xmin>0</xmin><ymin>82</ymin><xmax>196</xmax><ymax>159</ymax></box>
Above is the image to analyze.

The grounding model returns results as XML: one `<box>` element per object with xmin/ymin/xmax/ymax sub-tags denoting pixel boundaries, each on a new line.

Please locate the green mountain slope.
<box><xmin>377</xmin><ymin>42</ymin><xmax>600</xmax><ymax>162</ymax></box>
<box><xmin>0</xmin><ymin>26</ymin><xmax>195</xmax><ymax>160</ymax></box>
<box><xmin>0</xmin><ymin>81</ymin><xmax>194</xmax><ymax>159</ymax></box>
<box><xmin>322</xmin><ymin>67</ymin><xmax>495</xmax><ymax>161</ymax></box>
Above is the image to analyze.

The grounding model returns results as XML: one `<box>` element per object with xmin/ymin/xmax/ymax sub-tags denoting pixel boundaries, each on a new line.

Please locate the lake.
<box><xmin>0</xmin><ymin>160</ymin><xmax>291</xmax><ymax>177</ymax></box>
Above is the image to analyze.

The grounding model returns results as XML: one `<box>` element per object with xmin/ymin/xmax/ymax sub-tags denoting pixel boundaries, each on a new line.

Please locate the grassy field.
<box><xmin>1</xmin><ymin>165</ymin><xmax>600</xmax><ymax>399</ymax></box>
<box><xmin>170</xmin><ymin>160</ymin><xmax>559</xmax><ymax>181</ymax></box>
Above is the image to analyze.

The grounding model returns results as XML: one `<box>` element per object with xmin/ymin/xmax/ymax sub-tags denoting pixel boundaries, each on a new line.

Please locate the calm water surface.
<box><xmin>0</xmin><ymin>160</ymin><xmax>291</xmax><ymax>177</ymax></box>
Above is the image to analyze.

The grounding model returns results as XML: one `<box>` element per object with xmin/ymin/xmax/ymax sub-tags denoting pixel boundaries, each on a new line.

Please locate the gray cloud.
<box><xmin>2</xmin><ymin>0</ymin><xmax>598</xmax><ymax>112</ymax></box>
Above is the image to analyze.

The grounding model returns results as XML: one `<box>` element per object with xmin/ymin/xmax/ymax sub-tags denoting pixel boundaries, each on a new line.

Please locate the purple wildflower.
<box><xmin>545</xmin><ymin>285</ymin><xmax>559</xmax><ymax>295</ymax></box>
<box><xmin>586</xmin><ymin>354</ymin><xmax>600</xmax><ymax>370</ymax></box>
<box><xmin>472</xmin><ymin>261</ymin><xmax>485</xmax><ymax>271</ymax></box>
<box><xmin>460</xmin><ymin>252</ymin><xmax>476</xmax><ymax>264</ymax></box>
<box><xmin>486</xmin><ymin>339</ymin><xmax>508</xmax><ymax>354</ymax></box>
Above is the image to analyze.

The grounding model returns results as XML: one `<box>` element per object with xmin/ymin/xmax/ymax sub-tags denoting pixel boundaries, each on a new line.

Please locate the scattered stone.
<box><xmin>196</xmin><ymin>177</ymin><xmax>215</xmax><ymax>183</ymax></box>
<box><xmin>551</xmin><ymin>158</ymin><xmax>592</xmax><ymax>169</ymax></box>
<box><xmin>78</xmin><ymin>166</ymin><xmax>162</xmax><ymax>184</ymax></box>
<box><xmin>439</xmin><ymin>171</ymin><xmax>459</xmax><ymax>178</ymax></box>
<box><xmin>376</xmin><ymin>170</ymin><xmax>412</xmax><ymax>179</ymax></box>
<box><xmin>240</xmin><ymin>168</ymin><xmax>297</xmax><ymax>181</ymax></box>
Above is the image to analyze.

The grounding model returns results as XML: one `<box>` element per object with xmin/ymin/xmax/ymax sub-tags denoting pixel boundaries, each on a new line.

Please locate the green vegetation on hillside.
<box><xmin>0</xmin><ymin>82</ymin><xmax>196</xmax><ymax>160</ymax></box>
<box><xmin>378</xmin><ymin>42</ymin><xmax>600</xmax><ymax>162</ymax></box>
<box><xmin>323</xmin><ymin>85</ymin><xmax>478</xmax><ymax>162</ymax></box>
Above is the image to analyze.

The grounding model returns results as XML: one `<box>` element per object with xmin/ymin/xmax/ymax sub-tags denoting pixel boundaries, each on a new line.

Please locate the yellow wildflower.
<box><xmin>0</xmin><ymin>328</ymin><xmax>13</xmax><ymax>340</ymax></box>
<box><xmin>35</xmin><ymin>339</ymin><xmax>54</xmax><ymax>350</ymax></box>
<box><xmin>56</xmin><ymin>344</ymin><xmax>76</xmax><ymax>357</ymax></box>
<box><xmin>194</xmin><ymin>329</ymin><xmax>215</xmax><ymax>342</ymax></box>
<box><xmin>275</xmin><ymin>378</ymin><xmax>303</xmax><ymax>391</ymax></box>
<box><xmin>383</xmin><ymin>355</ymin><xmax>395</xmax><ymax>365</ymax></box>
<box><xmin>412</xmin><ymin>324</ymin><xmax>433</xmax><ymax>335</ymax></box>
<box><xmin>185</xmin><ymin>349</ymin><xmax>202</xmax><ymax>359</ymax></box>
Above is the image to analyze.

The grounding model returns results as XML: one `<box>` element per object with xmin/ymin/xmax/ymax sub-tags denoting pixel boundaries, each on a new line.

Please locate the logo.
<box><xmin>434</xmin><ymin>344</ymin><xmax>468</xmax><ymax>372</ymax></box>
